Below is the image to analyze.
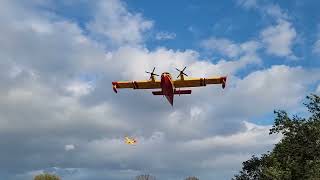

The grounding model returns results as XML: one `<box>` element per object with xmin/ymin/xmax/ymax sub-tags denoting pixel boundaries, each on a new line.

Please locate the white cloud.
<box><xmin>0</xmin><ymin>1</ymin><xmax>318</xmax><ymax>180</ymax></box>
<box><xmin>109</xmin><ymin>44</ymin><xmax>260</xmax><ymax>82</ymax></box>
<box><xmin>237</xmin><ymin>1</ymin><xmax>296</xmax><ymax>59</ymax></box>
<box><xmin>181</xmin><ymin>121</ymin><xmax>279</xmax><ymax>150</ymax></box>
<box><xmin>237</xmin><ymin>0</ymin><xmax>288</xmax><ymax>20</ymax></box>
<box><xmin>155</xmin><ymin>31</ymin><xmax>176</xmax><ymax>40</ymax></box>
<box><xmin>68</xmin><ymin>124</ymin><xmax>279</xmax><ymax>179</ymax></box>
<box><xmin>316</xmin><ymin>84</ymin><xmax>320</xmax><ymax>94</ymax></box>
<box><xmin>66</xmin><ymin>81</ymin><xmax>94</xmax><ymax>97</ymax></box>
<box><xmin>313</xmin><ymin>39</ymin><xmax>320</xmax><ymax>55</ymax></box>
<box><xmin>260</xmin><ymin>20</ymin><xmax>297</xmax><ymax>58</ymax></box>
<box><xmin>201</xmin><ymin>37</ymin><xmax>242</xmax><ymax>58</ymax></box>
<box><xmin>65</xmin><ymin>144</ymin><xmax>75</xmax><ymax>151</ymax></box>
<box><xmin>87</xmin><ymin>0</ymin><xmax>153</xmax><ymax>47</ymax></box>
<box><xmin>219</xmin><ymin>65</ymin><xmax>320</xmax><ymax>117</ymax></box>
<box><xmin>202</xmin><ymin>38</ymin><xmax>261</xmax><ymax>58</ymax></box>
<box><xmin>264</xmin><ymin>4</ymin><xmax>289</xmax><ymax>20</ymax></box>
<box><xmin>236</xmin><ymin>0</ymin><xmax>258</xmax><ymax>9</ymax></box>
<box><xmin>156</xmin><ymin>32</ymin><xmax>176</xmax><ymax>40</ymax></box>
<box><xmin>236</xmin><ymin>0</ymin><xmax>295</xmax><ymax>59</ymax></box>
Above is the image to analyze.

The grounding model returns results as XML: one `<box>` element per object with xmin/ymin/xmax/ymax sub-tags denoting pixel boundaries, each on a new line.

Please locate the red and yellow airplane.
<box><xmin>112</xmin><ymin>67</ymin><xmax>227</xmax><ymax>106</ymax></box>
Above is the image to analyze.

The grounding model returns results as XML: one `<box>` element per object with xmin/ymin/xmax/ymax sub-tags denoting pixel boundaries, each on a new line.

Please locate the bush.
<box><xmin>34</xmin><ymin>173</ymin><xmax>61</xmax><ymax>180</ymax></box>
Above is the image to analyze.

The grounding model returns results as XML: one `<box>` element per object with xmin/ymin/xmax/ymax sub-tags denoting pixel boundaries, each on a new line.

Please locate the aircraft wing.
<box><xmin>173</xmin><ymin>76</ymin><xmax>227</xmax><ymax>89</ymax></box>
<box><xmin>112</xmin><ymin>80</ymin><xmax>161</xmax><ymax>93</ymax></box>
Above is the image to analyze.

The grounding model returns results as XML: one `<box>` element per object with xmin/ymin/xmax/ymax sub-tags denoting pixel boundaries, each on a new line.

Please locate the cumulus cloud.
<box><xmin>200</xmin><ymin>37</ymin><xmax>261</xmax><ymax>59</ymax></box>
<box><xmin>87</xmin><ymin>0</ymin><xmax>153</xmax><ymax>47</ymax></box>
<box><xmin>201</xmin><ymin>38</ymin><xmax>242</xmax><ymax>58</ymax></box>
<box><xmin>264</xmin><ymin>4</ymin><xmax>289</xmax><ymax>20</ymax></box>
<box><xmin>260</xmin><ymin>20</ymin><xmax>297</xmax><ymax>58</ymax></box>
<box><xmin>220</xmin><ymin>65</ymin><xmax>320</xmax><ymax>117</ymax></box>
<box><xmin>66</xmin><ymin>81</ymin><xmax>94</xmax><ymax>97</ymax></box>
<box><xmin>316</xmin><ymin>84</ymin><xmax>320</xmax><ymax>94</ymax></box>
<box><xmin>19</xmin><ymin>123</ymin><xmax>277</xmax><ymax>180</ymax></box>
<box><xmin>0</xmin><ymin>0</ymin><xmax>319</xmax><ymax>180</ymax></box>
<box><xmin>313</xmin><ymin>39</ymin><xmax>320</xmax><ymax>55</ymax></box>
<box><xmin>155</xmin><ymin>31</ymin><xmax>176</xmax><ymax>40</ymax></box>
<box><xmin>237</xmin><ymin>0</ymin><xmax>288</xmax><ymax>20</ymax></box>
<box><xmin>237</xmin><ymin>1</ymin><xmax>296</xmax><ymax>59</ymax></box>
<box><xmin>65</xmin><ymin>144</ymin><xmax>75</xmax><ymax>151</ymax></box>
<box><xmin>236</xmin><ymin>0</ymin><xmax>258</xmax><ymax>9</ymax></box>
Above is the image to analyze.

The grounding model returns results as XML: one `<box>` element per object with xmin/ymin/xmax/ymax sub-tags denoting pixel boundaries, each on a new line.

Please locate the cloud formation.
<box><xmin>87</xmin><ymin>0</ymin><xmax>153</xmax><ymax>47</ymax></box>
<box><xmin>0</xmin><ymin>1</ymin><xmax>319</xmax><ymax>180</ymax></box>
<box><xmin>200</xmin><ymin>37</ymin><xmax>261</xmax><ymax>59</ymax></box>
<box><xmin>313</xmin><ymin>39</ymin><xmax>320</xmax><ymax>55</ymax></box>
<box><xmin>260</xmin><ymin>20</ymin><xmax>297</xmax><ymax>58</ymax></box>
<box><xmin>237</xmin><ymin>0</ymin><xmax>297</xmax><ymax>59</ymax></box>
<box><xmin>155</xmin><ymin>31</ymin><xmax>176</xmax><ymax>40</ymax></box>
<box><xmin>236</xmin><ymin>0</ymin><xmax>288</xmax><ymax>20</ymax></box>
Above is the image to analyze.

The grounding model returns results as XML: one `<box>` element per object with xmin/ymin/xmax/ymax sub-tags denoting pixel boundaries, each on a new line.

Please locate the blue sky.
<box><xmin>0</xmin><ymin>0</ymin><xmax>319</xmax><ymax>180</ymax></box>
<box><xmin>127</xmin><ymin>0</ymin><xmax>262</xmax><ymax>46</ymax></box>
<box><xmin>126</xmin><ymin>0</ymin><xmax>320</xmax><ymax>67</ymax></box>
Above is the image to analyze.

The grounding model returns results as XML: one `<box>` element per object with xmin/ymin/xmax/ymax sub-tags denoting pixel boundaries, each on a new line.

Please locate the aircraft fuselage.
<box><xmin>160</xmin><ymin>72</ymin><xmax>175</xmax><ymax>106</ymax></box>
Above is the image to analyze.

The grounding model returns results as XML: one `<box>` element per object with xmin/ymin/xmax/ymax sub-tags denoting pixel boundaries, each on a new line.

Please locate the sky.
<box><xmin>0</xmin><ymin>0</ymin><xmax>320</xmax><ymax>179</ymax></box>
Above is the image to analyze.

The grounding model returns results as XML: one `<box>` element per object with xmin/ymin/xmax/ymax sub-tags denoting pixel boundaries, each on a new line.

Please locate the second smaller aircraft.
<box><xmin>125</xmin><ymin>136</ymin><xmax>137</xmax><ymax>145</ymax></box>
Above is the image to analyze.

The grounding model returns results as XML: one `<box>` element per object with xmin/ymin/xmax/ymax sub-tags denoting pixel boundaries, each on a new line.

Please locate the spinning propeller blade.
<box><xmin>146</xmin><ymin>67</ymin><xmax>159</xmax><ymax>80</ymax></box>
<box><xmin>176</xmin><ymin>66</ymin><xmax>188</xmax><ymax>78</ymax></box>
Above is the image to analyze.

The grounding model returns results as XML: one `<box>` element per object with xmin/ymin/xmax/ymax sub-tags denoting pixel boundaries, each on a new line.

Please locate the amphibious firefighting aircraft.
<box><xmin>112</xmin><ymin>67</ymin><xmax>227</xmax><ymax>106</ymax></box>
<box><xmin>125</xmin><ymin>136</ymin><xmax>137</xmax><ymax>145</ymax></box>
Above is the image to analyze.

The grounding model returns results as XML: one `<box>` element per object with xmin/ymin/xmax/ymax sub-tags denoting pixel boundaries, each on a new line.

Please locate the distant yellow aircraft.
<box><xmin>125</xmin><ymin>136</ymin><xmax>137</xmax><ymax>145</ymax></box>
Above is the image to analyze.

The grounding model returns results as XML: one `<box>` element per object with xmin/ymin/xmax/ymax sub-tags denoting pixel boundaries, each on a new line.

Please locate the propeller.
<box><xmin>176</xmin><ymin>66</ymin><xmax>188</xmax><ymax>78</ymax></box>
<box><xmin>146</xmin><ymin>67</ymin><xmax>159</xmax><ymax>80</ymax></box>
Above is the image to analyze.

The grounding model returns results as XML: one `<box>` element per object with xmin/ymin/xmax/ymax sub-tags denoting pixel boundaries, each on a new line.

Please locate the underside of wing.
<box><xmin>112</xmin><ymin>80</ymin><xmax>161</xmax><ymax>93</ymax></box>
<box><xmin>173</xmin><ymin>77</ymin><xmax>227</xmax><ymax>88</ymax></box>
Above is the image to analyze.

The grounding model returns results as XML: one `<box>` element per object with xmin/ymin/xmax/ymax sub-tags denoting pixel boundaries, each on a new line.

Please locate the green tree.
<box><xmin>34</xmin><ymin>173</ymin><xmax>61</xmax><ymax>180</ymax></box>
<box><xmin>234</xmin><ymin>94</ymin><xmax>320</xmax><ymax>180</ymax></box>
<box><xmin>135</xmin><ymin>174</ymin><xmax>156</xmax><ymax>180</ymax></box>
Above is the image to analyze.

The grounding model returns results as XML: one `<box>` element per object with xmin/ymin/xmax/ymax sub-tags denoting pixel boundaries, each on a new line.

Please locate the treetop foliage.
<box><xmin>234</xmin><ymin>94</ymin><xmax>320</xmax><ymax>180</ymax></box>
<box><xmin>34</xmin><ymin>173</ymin><xmax>61</xmax><ymax>180</ymax></box>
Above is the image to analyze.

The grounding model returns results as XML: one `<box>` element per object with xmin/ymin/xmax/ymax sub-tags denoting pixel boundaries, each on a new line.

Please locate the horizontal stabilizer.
<box><xmin>174</xmin><ymin>89</ymin><xmax>192</xmax><ymax>95</ymax></box>
<box><xmin>152</xmin><ymin>91</ymin><xmax>164</xmax><ymax>95</ymax></box>
<box><xmin>152</xmin><ymin>90</ymin><xmax>192</xmax><ymax>95</ymax></box>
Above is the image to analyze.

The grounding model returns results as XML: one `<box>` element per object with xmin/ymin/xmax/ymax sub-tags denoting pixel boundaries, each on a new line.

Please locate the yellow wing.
<box><xmin>112</xmin><ymin>80</ymin><xmax>161</xmax><ymax>93</ymax></box>
<box><xmin>173</xmin><ymin>76</ymin><xmax>227</xmax><ymax>88</ymax></box>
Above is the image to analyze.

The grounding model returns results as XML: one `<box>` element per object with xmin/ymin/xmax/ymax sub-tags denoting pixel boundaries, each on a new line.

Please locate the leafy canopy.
<box><xmin>34</xmin><ymin>173</ymin><xmax>61</xmax><ymax>180</ymax></box>
<box><xmin>234</xmin><ymin>94</ymin><xmax>320</xmax><ymax>180</ymax></box>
